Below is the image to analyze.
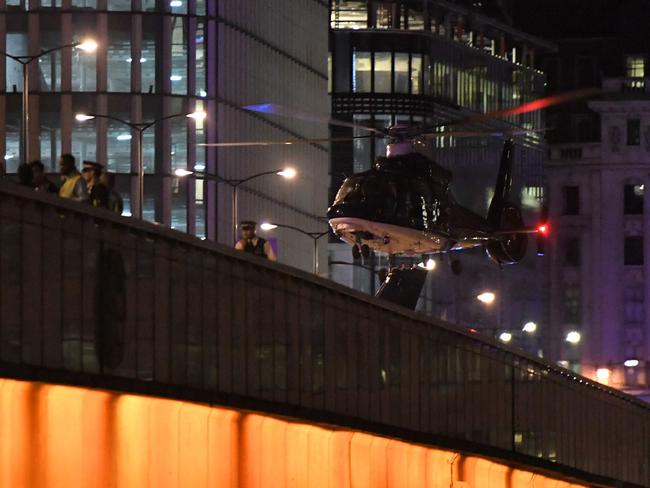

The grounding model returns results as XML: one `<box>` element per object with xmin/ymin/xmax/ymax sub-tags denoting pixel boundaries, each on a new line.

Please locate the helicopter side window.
<box><xmin>334</xmin><ymin>178</ymin><xmax>357</xmax><ymax>205</ymax></box>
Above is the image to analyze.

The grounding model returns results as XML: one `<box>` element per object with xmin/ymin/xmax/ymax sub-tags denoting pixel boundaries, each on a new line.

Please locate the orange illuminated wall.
<box><xmin>0</xmin><ymin>378</ymin><xmax>588</xmax><ymax>488</ymax></box>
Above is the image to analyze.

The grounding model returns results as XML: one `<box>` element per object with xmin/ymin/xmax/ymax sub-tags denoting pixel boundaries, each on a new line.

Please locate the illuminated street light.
<box><xmin>596</xmin><ymin>368</ymin><xmax>611</xmax><ymax>383</ymax></box>
<box><xmin>565</xmin><ymin>331</ymin><xmax>581</xmax><ymax>344</ymax></box>
<box><xmin>76</xmin><ymin>110</ymin><xmax>206</xmax><ymax>220</ymax></box>
<box><xmin>417</xmin><ymin>258</ymin><xmax>437</xmax><ymax>271</ymax></box>
<box><xmin>260</xmin><ymin>221</ymin><xmax>327</xmax><ymax>274</ymax></box>
<box><xmin>277</xmin><ymin>167</ymin><xmax>297</xmax><ymax>178</ymax></box>
<box><xmin>176</xmin><ymin>167</ymin><xmax>296</xmax><ymax>242</ymax></box>
<box><xmin>476</xmin><ymin>292</ymin><xmax>496</xmax><ymax>304</ymax></box>
<box><xmin>522</xmin><ymin>321</ymin><xmax>537</xmax><ymax>333</ymax></box>
<box><xmin>1</xmin><ymin>38</ymin><xmax>97</xmax><ymax>166</ymax></box>
<box><xmin>498</xmin><ymin>332</ymin><xmax>512</xmax><ymax>343</ymax></box>
<box><xmin>624</xmin><ymin>359</ymin><xmax>639</xmax><ymax>368</ymax></box>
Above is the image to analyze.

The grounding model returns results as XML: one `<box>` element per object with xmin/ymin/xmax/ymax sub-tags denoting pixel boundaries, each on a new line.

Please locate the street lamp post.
<box><xmin>0</xmin><ymin>40</ymin><xmax>98</xmax><ymax>167</ymax></box>
<box><xmin>175</xmin><ymin>167</ymin><xmax>296</xmax><ymax>243</ymax></box>
<box><xmin>260</xmin><ymin>222</ymin><xmax>328</xmax><ymax>274</ymax></box>
<box><xmin>75</xmin><ymin>110</ymin><xmax>206</xmax><ymax>219</ymax></box>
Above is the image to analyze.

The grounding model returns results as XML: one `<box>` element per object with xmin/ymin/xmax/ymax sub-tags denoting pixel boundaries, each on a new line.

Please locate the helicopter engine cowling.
<box><xmin>485</xmin><ymin>202</ymin><xmax>528</xmax><ymax>265</ymax></box>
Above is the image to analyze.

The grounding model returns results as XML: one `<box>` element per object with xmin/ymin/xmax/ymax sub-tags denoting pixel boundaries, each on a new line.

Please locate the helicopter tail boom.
<box><xmin>487</xmin><ymin>139</ymin><xmax>515</xmax><ymax>227</ymax></box>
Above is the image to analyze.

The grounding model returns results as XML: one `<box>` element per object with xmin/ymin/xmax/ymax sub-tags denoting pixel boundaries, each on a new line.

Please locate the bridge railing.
<box><xmin>0</xmin><ymin>183</ymin><xmax>648</xmax><ymax>487</ymax></box>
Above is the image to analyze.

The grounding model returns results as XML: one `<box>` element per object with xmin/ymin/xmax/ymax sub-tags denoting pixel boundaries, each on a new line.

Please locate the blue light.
<box><xmin>243</xmin><ymin>103</ymin><xmax>275</xmax><ymax>113</ymax></box>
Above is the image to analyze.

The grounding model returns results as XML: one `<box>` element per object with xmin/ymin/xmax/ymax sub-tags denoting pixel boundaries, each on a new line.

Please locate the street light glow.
<box><xmin>260</xmin><ymin>222</ymin><xmax>278</xmax><ymax>231</ymax></box>
<box><xmin>499</xmin><ymin>332</ymin><xmax>512</xmax><ymax>343</ymax></box>
<box><xmin>277</xmin><ymin>167</ymin><xmax>296</xmax><ymax>178</ymax></box>
<box><xmin>624</xmin><ymin>359</ymin><xmax>639</xmax><ymax>368</ymax></box>
<box><xmin>417</xmin><ymin>258</ymin><xmax>437</xmax><ymax>271</ymax></box>
<box><xmin>186</xmin><ymin>110</ymin><xmax>207</xmax><ymax>121</ymax></box>
<box><xmin>596</xmin><ymin>368</ymin><xmax>611</xmax><ymax>382</ymax></box>
<box><xmin>174</xmin><ymin>168</ymin><xmax>193</xmax><ymax>177</ymax></box>
<box><xmin>77</xmin><ymin>39</ymin><xmax>98</xmax><ymax>52</ymax></box>
<box><xmin>75</xmin><ymin>113</ymin><xmax>95</xmax><ymax>122</ymax></box>
<box><xmin>565</xmin><ymin>331</ymin><xmax>581</xmax><ymax>344</ymax></box>
<box><xmin>477</xmin><ymin>292</ymin><xmax>495</xmax><ymax>304</ymax></box>
<box><xmin>522</xmin><ymin>321</ymin><xmax>537</xmax><ymax>333</ymax></box>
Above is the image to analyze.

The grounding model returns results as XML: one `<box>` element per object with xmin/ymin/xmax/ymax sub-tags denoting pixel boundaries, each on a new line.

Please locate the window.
<box><xmin>565</xmin><ymin>237</ymin><xmax>581</xmax><ymax>266</ymax></box>
<box><xmin>107</xmin><ymin>18</ymin><xmax>131</xmax><ymax>92</ymax></box>
<box><xmin>171</xmin><ymin>17</ymin><xmax>187</xmax><ymax>94</ymax></box>
<box><xmin>394</xmin><ymin>53</ymin><xmax>409</xmax><ymax>93</ymax></box>
<box><xmin>626</xmin><ymin>56</ymin><xmax>645</xmax><ymax>78</ymax></box>
<box><xmin>563</xmin><ymin>287</ymin><xmax>580</xmax><ymax>324</ymax></box>
<box><xmin>627</xmin><ymin>119</ymin><xmax>640</xmax><ymax>145</ymax></box>
<box><xmin>373</xmin><ymin>52</ymin><xmax>391</xmax><ymax>93</ymax></box>
<box><xmin>410</xmin><ymin>54</ymin><xmax>422</xmax><ymax>94</ymax></box>
<box><xmin>141</xmin><ymin>16</ymin><xmax>159</xmax><ymax>93</ymax></box>
<box><xmin>563</xmin><ymin>186</ymin><xmax>580</xmax><ymax>215</ymax></box>
<box><xmin>330</xmin><ymin>0</ymin><xmax>367</xmax><ymax>29</ymax></box>
<box><xmin>624</xmin><ymin>286</ymin><xmax>644</xmax><ymax>324</ymax></box>
<box><xmin>624</xmin><ymin>236</ymin><xmax>644</xmax><ymax>265</ymax></box>
<box><xmin>352</xmin><ymin>51</ymin><xmax>371</xmax><ymax>92</ymax></box>
<box><xmin>624</xmin><ymin>184</ymin><xmax>644</xmax><ymax>214</ymax></box>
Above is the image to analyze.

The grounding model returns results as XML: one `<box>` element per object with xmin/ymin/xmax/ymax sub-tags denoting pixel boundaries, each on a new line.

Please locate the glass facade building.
<box><xmin>0</xmin><ymin>1</ymin><xmax>214</xmax><ymax>236</ymax></box>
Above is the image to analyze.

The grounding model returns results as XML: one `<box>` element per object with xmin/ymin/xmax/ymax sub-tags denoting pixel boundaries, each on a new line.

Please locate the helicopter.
<box><xmin>327</xmin><ymin>126</ymin><xmax>547</xmax><ymax>271</ymax></box>
<box><xmin>202</xmin><ymin>88</ymin><xmax>596</xmax><ymax>279</ymax></box>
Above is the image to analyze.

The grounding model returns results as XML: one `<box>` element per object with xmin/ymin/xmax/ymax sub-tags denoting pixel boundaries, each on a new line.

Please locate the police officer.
<box><xmin>234</xmin><ymin>221</ymin><xmax>277</xmax><ymax>261</ymax></box>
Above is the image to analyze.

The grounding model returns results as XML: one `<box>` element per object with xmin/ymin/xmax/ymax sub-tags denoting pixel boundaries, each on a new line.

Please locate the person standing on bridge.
<box><xmin>58</xmin><ymin>153</ymin><xmax>89</xmax><ymax>202</ymax></box>
<box><xmin>234</xmin><ymin>221</ymin><xmax>277</xmax><ymax>261</ymax></box>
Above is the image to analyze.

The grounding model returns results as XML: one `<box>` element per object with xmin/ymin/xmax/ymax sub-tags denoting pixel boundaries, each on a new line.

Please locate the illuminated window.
<box><xmin>352</xmin><ymin>51</ymin><xmax>371</xmax><ymax>92</ymax></box>
<box><xmin>410</xmin><ymin>54</ymin><xmax>422</xmax><ymax>94</ymax></box>
<box><xmin>624</xmin><ymin>184</ymin><xmax>644</xmax><ymax>214</ymax></box>
<box><xmin>71</xmin><ymin>14</ymin><xmax>96</xmax><ymax>91</ymax></box>
<box><xmin>107</xmin><ymin>0</ymin><xmax>131</xmax><ymax>10</ymax></box>
<box><xmin>330</xmin><ymin>0</ymin><xmax>367</xmax><ymax>29</ymax></box>
<box><xmin>563</xmin><ymin>186</ymin><xmax>579</xmax><ymax>215</ymax></box>
<box><xmin>627</xmin><ymin>119</ymin><xmax>640</xmax><ymax>145</ymax></box>
<box><xmin>195</xmin><ymin>20</ymin><xmax>206</xmax><ymax>97</ymax></box>
<box><xmin>626</xmin><ymin>56</ymin><xmax>645</xmax><ymax>89</ymax></box>
<box><xmin>141</xmin><ymin>16</ymin><xmax>158</xmax><ymax>93</ymax></box>
<box><xmin>394</xmin><ymin>53</ymin><xmax>409</xmax><ymax>93</ymax></box>
<box><xmin>171</xmin><ymin>17</ymin><xmax>188</xmax><ymax>95</ymax></box>
<box><xmin>106</xmin><ymin>115</ymin><xmax>132</xmax><ymax>173</ymax></box>
<box><xmin>374</xmin><ymin>4</ymin><xmax>393</xmax><ymax>29</ymax></box>
<box><xmin>38</xmin><ymin>31</ymin><xmax>62</xmax><ymax>92</ymax></box>
<box><xmin>374</xmin><ymin>52</ymin><xmax>391</xmax><ymax>93</ymax></box>
<box><xmin>107</xmin><ymin>18</ymin><xmax>131</xmax><ymax>92</ymax></box>
<box><xmin>626</xmin><ymin>56</ymin><xmax>644</xmax><ymax>78</ymax></box>
<box><xmin>624</xmin><ymin>236</ymin><xmax>643</xmax><ymax>265</ymax></box>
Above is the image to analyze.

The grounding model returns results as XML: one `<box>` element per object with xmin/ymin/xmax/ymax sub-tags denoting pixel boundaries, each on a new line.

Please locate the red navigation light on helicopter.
<box><xmin>537</xmin><ymin>223</ymin><xmax>550</xmax><ymax>236</ymax></box>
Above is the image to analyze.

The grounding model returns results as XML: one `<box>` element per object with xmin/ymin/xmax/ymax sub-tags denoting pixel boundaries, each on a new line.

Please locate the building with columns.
<box><xmin>0</xmin><ymin>0</ymin><xmax>329</xmax><ymax>274</ymax></box>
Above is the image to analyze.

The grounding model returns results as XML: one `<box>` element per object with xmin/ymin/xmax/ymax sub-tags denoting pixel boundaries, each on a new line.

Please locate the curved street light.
<box><xmin>0</xmin><ymin>39</ymin><xmax>97</xmax><ymax>166</ymax></box>
<box><xmin>75</xmin><ymin>110</ymin><xmax>206</xmax><ymax>219</ymax></box>
<box><xmin>176</xmin><ymin>167</ymin><xmax>296</xmax><ymax>243</ymax></box>
<box><xmin>260</xmin><ymin>221</ymin><xmax>327</xmax><ymax>275</ymax></box>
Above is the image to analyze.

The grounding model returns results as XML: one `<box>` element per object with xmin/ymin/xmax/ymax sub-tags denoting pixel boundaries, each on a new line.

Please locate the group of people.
<box><xmin>16</xmin><ymin>154</ymin><xmax>123</xmax><ymax>214</ymax></box>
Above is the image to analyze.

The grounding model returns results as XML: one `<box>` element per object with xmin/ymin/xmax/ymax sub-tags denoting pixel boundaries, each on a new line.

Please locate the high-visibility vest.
<box><xmin>59</xmin><ymin>173</ymin><xmax>82</xmax><ymax>199</ymax></box>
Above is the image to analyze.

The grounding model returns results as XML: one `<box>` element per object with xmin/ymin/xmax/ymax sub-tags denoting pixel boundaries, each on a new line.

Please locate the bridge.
<box><xmin>0</xmin><ymin>182</ymin><xmax>648</xmax><ymax>487</ymax></box>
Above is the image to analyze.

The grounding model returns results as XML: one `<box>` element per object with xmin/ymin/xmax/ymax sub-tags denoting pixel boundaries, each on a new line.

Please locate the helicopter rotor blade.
<box><xmin>420</xmin><ymin>127</ymin><xmax>549</xmax><ymax>139</ymax></box>
<box><xmin>243</xmin><ymin>103</ymin><xmax>385</xmax><ymax>135</ymax></box>
<box><xmin>438</xmin><ymin>87</ymin><xmax>600</xmax><ymax>128</ymax></box>
<box><xmin>198</xmin><ymin>134</ymin><xmax>377</xmax><ymax>148</ymax></box>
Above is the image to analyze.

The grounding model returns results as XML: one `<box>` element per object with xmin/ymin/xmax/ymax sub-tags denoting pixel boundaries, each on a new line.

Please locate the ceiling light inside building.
<box><xmin>170</xmin><ymin>75</ymin><xmax>183</xmax><ymax>81</ymax></box>
<box><xmin>624</xmin><ymin>359</ymin><xmax>639</xmax><ymax>368</ymax></box>
<box><xmin>116</xmin><ymin>134</ymin><xmax>132</xmax><ymax>141</ymax></box>
<box><xmin>4</xmin><ymin>154</ymin><xmax>14</xmax><ymax>160</ymax></box>
<box><xmin>170</xmin><ymin>0</ymin><xmax>182</xmax><ymax>7</ymax></box>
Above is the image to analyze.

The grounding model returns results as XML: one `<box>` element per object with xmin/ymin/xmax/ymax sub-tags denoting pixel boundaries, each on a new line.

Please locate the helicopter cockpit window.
<box><xmin>333</xmin><ymin>177</ymin><xmax>362</xmax><ymax>205</ymax></box>
<box><xmin>361</xmin><ymin>176</ymin><xmax>397</xmax><ymax>217</ymax></box>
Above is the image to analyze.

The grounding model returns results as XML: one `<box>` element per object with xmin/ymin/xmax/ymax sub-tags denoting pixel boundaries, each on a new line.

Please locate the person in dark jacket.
<box><xmin>29</xmin><ymin>160</ymin><xmax>58</xmax><ymax>193</ymax></box>
<box><xmin>234</xmin><ymin>220</ymin><xmax>277</xmax><ymax>261</ymax></box>
<box><xmin>82</xmin><ymin>160</ymin><xmax>110</xmax><ymax>209</ymax></box>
